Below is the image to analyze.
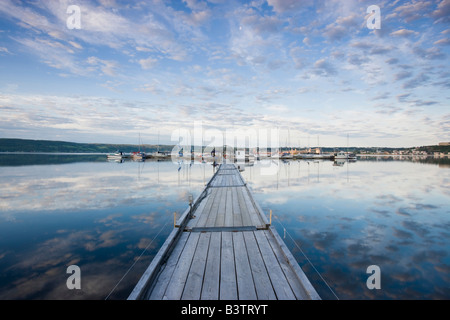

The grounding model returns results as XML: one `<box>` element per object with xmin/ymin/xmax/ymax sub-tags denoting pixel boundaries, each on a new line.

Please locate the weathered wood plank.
<box><xmin>214</xmin><ymin>185</ymin><xmax>227</xmax><ymax>227</ymax></box>
<box><xmin>242</xmin><ymin>231</ymin><xmax>277</xmax><ymax>299</ymax></box>
<box><xmin>206</xmin><ymin>186</ymin><xmax>223</xmax><ymax>227</ymax></box>
<box><xmin>182</xmin><ymin>232</ymin><xmax>211</xmax><ymax>300</ymax></box>
<box><xmin>236</xmin><ymin>186</ymin><xmax>252</xmax><ymax>226</ymax></box>
<box><xmin>253</xmin><ymin>230</ymin><xmax>296</xmax><ymax>300</ymax></box>
<box><xmin>241</xmin><ymin>187</ymin><xmax>264</xmax><ymax>227</ymax></box>
<box><xmin>220</xmin><ymin>232</ymin><xmax>237</xmax><ymax>300</ymax></box>
<box><xmin>147</xmin><ymin>232</ymin><xmax>191</xmax><ymax>299</ymax></box>
<box><xmin>224</xmin><ymin>187</ymin><xmax>233</xmax><ymax>226</ymax></box>
<box><xmin>195</xmin><ymin>188</ymin><xmax>217</xmax><ymax>228</ymax></box>
<box><xmin>233</xmin><ymin>232</ymin><xmax>257</xmax><ymax>300</ymax></box>
<box><xmin>201</xmin><ymin>232</ymin><xmax>221</xmax><ymax>300</ymax></box>
<box><xmin>232</xmin><ymin>187</ymin><xmax>243</xmax><ymax>227</ymax></box>
<box><xmin>266</xmin><ymin>227</ymin><xmax>321</xmax><ymax>300</ymax></box>
<box><xmin>186</xmin><ymin>189</ymin><xmax>211</xmax><ymax>229</ymax></box>
<box><xmin>263</xmin><ymin>229</ymin><xmax>310</xmax><ymax>300</ymax></box>
<box><xmin>163</xmin><ymin>232</ymin><xmax>201</xmax><ymax>300</ymax></box>
<box><xmin>204</xmin><ymin>187</ymin><xmax>220</xmax><ymax>227</ymax></box>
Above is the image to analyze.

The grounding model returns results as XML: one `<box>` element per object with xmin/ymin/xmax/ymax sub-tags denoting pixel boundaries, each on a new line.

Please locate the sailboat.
<box><xmin>334</xmin><ymin>134</ymin><xmax>357</xmax><ymax>161</ymax></box>
<box><xmin>150</xmin><ymin>131</ymin><xmax>167</xmax><ymax>158</ymax></box>
<box><xmin>131</xmin><ymin>133</ymin><xmax>146</xmax><ymax>160</ymax></box>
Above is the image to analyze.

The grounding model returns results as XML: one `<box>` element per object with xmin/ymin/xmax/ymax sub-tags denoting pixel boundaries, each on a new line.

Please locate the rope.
<box><xmin>104</xmin><ymin>219</ymin><xmax>171</xmax><ymax>300</ymax></box>
<box><xmin>272</xmin><ymin>215</ymin><xmax>340</xmax><ymax>300</ymax></box>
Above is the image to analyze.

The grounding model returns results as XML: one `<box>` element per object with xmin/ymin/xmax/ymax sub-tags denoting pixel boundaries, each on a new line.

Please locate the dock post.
<box><xmin>189</xmin><ymin>194</ymin><xmax>193</xmax><ymax>219</ymax></box>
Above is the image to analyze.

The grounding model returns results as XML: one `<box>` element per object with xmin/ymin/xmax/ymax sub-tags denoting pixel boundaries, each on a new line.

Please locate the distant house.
<box><xmin>439</xmin><ymin>142</ymin><xmax>450</xmax><ymax>146</ymax></box>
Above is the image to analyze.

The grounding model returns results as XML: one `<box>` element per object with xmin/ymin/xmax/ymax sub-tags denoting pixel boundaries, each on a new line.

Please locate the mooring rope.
<box><xmin>104</xmin><ymin>218</ymin><xmax>171</xmax><ymax>300</ymax></box>
<box><xmin>272</xmin><ymin>214</ymin><xmax>340</xmax><ymax>300</ymax></box>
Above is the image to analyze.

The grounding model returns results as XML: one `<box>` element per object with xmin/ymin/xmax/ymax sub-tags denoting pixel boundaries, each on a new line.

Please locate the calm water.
<box><xmin>0</xmin><ymin>154</ymin><xmax>448</xmax><ymax>299</ymax></box>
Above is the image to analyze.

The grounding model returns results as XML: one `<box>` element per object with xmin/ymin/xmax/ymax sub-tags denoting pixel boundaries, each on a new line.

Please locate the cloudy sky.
<box><xmin>0</xmin><ymin>0</ymin><xmax>449</xmax><ymax>147</ymax></box>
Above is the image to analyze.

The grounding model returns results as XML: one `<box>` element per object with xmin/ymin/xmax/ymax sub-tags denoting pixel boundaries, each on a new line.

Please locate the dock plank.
<box><xmin>163</xmin><ymin>232</ymin><xmax>201</xmax><ymax>300</ymax></box>
<box><xmin>182</xmin><ymin>233</ymin><xmax>211</xmax><ymax>300</ymax></box>
<box><xmin>233</xmin><ymin>232</ymin><xmax>257</xmax><ymax>300</ymax></box>
<box><xmin>220</xmin><ymin>232</ymin><xmax>237</xmax><ymax>300</ymax></box>
<box><xmin>194</xmin><ymin>189</ymin><xmax>216</xmax><ymax>228</ymax></box>
<box><xmin>201</xmin><ymin>232</ymin><xmax>221</xmax><ymax>300</ymax></box>
<box><xmin>243</xmin><ymin>231</ymin><xmax>277</xmax><ymax>299</ymax></box>
<box><xmin>147</xmin><ymin>232</ymin><xmax>190</xmax><ymax>299</ymax></box>
<box><xmin>264</xmin><ymin>229</ymin><xmax>311</xmax><ymax>300</ymax></box>
<box><xmin>236</xmin><ymin>186</ymin><xmax>252</xmax><ymax>226</ymax></box>
<box><xmin>206</xmin><ymin>187</ymin><xmax>223</xmax><ymax>227</ymax></box>
<box><xmin>253</xmin><ymin>230</ymin><xmax>296</xmax><ymax>300</ymax></box>
<box><xmin>214</xmin><ymin>186</ymin><xmax>227</xmax><ymax>227</ymax></box>
<box><xmin>241</xmin><ymin>187</ymin><xmax>264</xmax><ymax>227</ymax></box>
<box><xmin>224</xmin><ymin>187</ymin><xmax>233</xmax><ymax>227</ymax></box>
<box><xmin>231</xmin><ymin>187</ymin><xmax>243</xmax><ymax>227</ymax></box>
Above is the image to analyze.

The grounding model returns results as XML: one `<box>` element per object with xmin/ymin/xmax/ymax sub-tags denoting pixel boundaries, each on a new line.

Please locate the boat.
<box><xmin>334</xmin><ymin>134</ymin><xmax>357</xmax><ymax>161</ymax></box>
<box><xmin>131</xmin><ymin>133</ymin><xmax>147</xmax><ymax>160</ymax></box>
<box><xmin>334</xmin><ymin>151</ymin><xmax>357</xmax><ymax>161</ymax></box>
<box><xmin>107</xmin><ymin>150</ymin><xmax>128</xmax><ymax>160</ymax></box>
<box><xmin>150</xmin><ymin>151</ymin><xmax>167</xmax><ymax>159</ymax></box>
<box><xmin>280</xmin><ymin>152</ymin><xmax>293</xmax><ymax>159</ymax></box>
<box><xmin>348</xmin><ymin>153</ymin><xmax>357</xmax><ymax>161</ymax></box>
<box><xmin>131</xmin><ymin>151</ymin><xmax>146</xmax><ymax>160</ymax></box>
<box><xmin>149</xmin><ymin>131</ymin><xmax>169</xmax><ymax>159</ymax></box>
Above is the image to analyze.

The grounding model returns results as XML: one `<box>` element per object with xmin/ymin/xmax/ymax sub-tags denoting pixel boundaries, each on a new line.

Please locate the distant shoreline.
<box><xmin>0</xmin><ymin>152</ymin><xmax>108</xmax><ymax>155</ymax></box>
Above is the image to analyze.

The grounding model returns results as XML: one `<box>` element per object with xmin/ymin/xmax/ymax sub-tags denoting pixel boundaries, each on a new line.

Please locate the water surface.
<box><xmin>242</xmin><ymin>157</ymin><xmax>450</xmax><ymax>299</ymax></box>
<box><xmin>0</xmin><ymin>155</ymin><xmax>448</xmax><ymax>299</ymax></box>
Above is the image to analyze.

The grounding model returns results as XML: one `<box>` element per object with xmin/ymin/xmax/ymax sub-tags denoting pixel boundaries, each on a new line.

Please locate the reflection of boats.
<box><xmin>108</xmin><ymin>158</ymin><xmax>124</xmax><ymax>163</ymax></box>
<box><xmin>333</xmin><ymin>159</ymin><xmax>345</xmax><ymax>166</ymax></box>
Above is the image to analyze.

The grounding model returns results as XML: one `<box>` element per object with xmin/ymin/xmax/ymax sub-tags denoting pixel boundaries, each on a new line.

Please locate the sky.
<box><xmin>0</xmin><ymin>0</ymin><xmax>449</xmax><ymax>148</ymax></box>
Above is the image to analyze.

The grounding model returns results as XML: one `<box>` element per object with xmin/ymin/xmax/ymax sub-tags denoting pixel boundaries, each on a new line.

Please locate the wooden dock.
<box><xmin>128</xmin><ymin>163</ymin><xmax>320</xmax><ymax>300</ymax></box>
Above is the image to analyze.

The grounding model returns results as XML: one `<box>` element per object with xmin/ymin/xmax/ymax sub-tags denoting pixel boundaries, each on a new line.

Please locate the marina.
<box><xmin>128</xmin><ymin>162</ymin><xmax>320</xmax><ymax>300</ymax></box>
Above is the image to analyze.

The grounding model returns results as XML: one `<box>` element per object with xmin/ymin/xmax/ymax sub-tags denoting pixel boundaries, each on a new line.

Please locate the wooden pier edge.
<box><xmin>127</xmin><ymin>166</ymin><xmax>221</xmax><ymax>300</ymax></box>
<box><xmin>245</xmin><ymin>183</ymin><xmax>322</xmax><ymax>300</ymax></box>
<box><xmin>128</xmin><ymin>163</ymin><xmax>321</xmax><ymax>300</ymax></box>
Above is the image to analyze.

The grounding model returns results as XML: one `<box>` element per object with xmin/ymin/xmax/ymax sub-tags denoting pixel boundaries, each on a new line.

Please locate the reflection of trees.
<box><xmin>0</xmin><ymin>154</ymin><xmax>104</xmax><ymax>167</ymax></box>
<box><xmin>358</xmin><ymin>155</ymin><xmax>450</xmax><ymax>166</ymax></box>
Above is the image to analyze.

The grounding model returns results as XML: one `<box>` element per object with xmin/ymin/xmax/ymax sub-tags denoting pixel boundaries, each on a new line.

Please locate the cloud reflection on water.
<box><xmin>244</xmin><ymin>158</ymin><xmax>450</xmax><ymax>299</ymax></box>
<box><xmin>0</xmin><ymin>158</ymin><xmax>212</xmax><ymax>299</ymax></box>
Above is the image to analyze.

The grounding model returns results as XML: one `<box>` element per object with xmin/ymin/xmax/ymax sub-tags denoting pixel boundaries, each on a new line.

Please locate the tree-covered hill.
<box><xmin>0</xmin><ymin>138</ymin><xmax>174</xmax><ymax>153</ymax></box>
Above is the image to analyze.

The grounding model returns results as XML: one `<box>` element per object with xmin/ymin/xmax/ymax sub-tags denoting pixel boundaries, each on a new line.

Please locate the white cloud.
<box><xmin>87</xmin><ymin>57</ymin><xmax>119</xmax><ymax>76</ymax></box>
<box><xmin>0</xmin><ymin>47</ymin><xmax>11</xmax><ymax>54</ymax></box>
<box><xmin>138</xmin><ymin>57</ymin><xmax>158</xmax><ymax>70</ymax></box>
<box><xmin>390</xmin><ymin>29</ymin><xmax>419</xmax><ymax>37</ymax></box>
<box><xmin>266</xmin><ymin>0</ymin><xmax>314</xmax><ymax>13</ymax></box>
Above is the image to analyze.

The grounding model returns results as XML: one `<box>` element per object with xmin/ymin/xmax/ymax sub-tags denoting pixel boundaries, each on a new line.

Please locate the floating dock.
<box><xmin>128</xmin><ymin>163</ymin><xmax>320</xmax><ymax>300</ymax></box>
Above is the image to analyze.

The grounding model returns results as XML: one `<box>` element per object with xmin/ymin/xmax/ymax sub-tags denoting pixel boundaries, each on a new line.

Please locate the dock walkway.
<box><xmin>128</xmin><ymin>163</ymin><xmax>320</xmax><ymax>300</ymax></box>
